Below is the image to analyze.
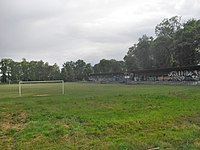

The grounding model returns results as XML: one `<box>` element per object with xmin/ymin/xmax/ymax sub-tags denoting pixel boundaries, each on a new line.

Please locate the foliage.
<box><xmin>124</xmin><ymin>35</ymin><xmax>154</xmax><ymax>71</ymax></box>
<box><xmin>123</xmin><ymin>45</ymin><xmax>139</xmax><ymax>71</ymax></box>
<box><xmin>94</xmin><ymin>59</ymin><xmax>125</xmax><ymax>73</ymax></box>
<box><xmin>173</xmin><ymin>19</ymin><xmax>200</xmax><ymax>66</ymax></box>
<box><xmin>0</xmin><ymin>59</ymin><xmax>93</xmax><ymax>83</ymax></box>
<box><xmin>61</xmin><ymin>60</ymin><xmax>93</xmax><ymax>81</ymax></box>
<box><xmin>124</xmin><ymin>16</ymin><xmax>200</xmax><ymax>70</ymax></box>
<box><xmin>151</xmin><ymin>36</ymin><xmax>174</xmax><ymax>68</ymax></box>
<box><xmin>0</xmin><ymin>58</ymin><xmax>13</xmax><ymax>82</ymax></box>
<box><xmin>155</xmin><ymin>16</ymin><xmax>182</xmax><ymax>38</ymax></box>
<box><xmin>61</xmin><ymin>61</ymin><xmax>75</xmax><ymax>81</ymax></box>
<box><xmin>0</xmin><ymin>58</ymin><xmax>61</xmax><ymax>83</ymax></box>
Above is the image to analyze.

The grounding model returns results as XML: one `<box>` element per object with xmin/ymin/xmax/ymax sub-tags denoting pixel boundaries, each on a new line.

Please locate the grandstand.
<box><xmin>89</xmin><ymin>65</ymin><xmax>200</xmax><ymax>84</ymax></box>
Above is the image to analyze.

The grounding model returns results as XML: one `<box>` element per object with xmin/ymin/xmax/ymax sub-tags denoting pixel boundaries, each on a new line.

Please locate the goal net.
<box><xmin>19</xmin><ymin>80</ymin><xmax>64</xmax><ymax>96</ymax></box>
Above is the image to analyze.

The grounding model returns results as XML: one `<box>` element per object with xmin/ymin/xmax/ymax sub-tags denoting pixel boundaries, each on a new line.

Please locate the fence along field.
<box><xmin>0</xmin><ymin>83</ymin><xmax>200</xmax><ymax>149</ymax></box>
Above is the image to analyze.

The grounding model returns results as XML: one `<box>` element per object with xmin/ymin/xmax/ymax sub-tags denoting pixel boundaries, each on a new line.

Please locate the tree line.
<box><xmin>0</xmin><ymin>16</ymin><xmax>200</xmax><ymax>83</ymax></box>
<box><xmin>124</xmin><ymin>16</ymin><xmax>200</xmax><ymax>71</ymax></box>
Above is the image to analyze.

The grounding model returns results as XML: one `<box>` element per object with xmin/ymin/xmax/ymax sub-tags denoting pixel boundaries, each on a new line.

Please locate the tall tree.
<box><xmin>94</xmin><ymin>59</ymin><xmax>125</xmax><ymax>73</ymax></box>
<box><xmin>29</xmin><ymin>61</ymin><xmax>38</xmax><ymax>81</ymax></box>
<box><xmin>124</xmin><ymin>44</ymin><xmax>139</xmax><ymax>71</ymax></box>
<box><xmin>124</xmin><ymin>35</ymin><xmax>154</xmax><ymax>71</ymax></box>
<box><xmin>155</xmin><ymin>16</ymin><xmax>182</xmax><ymax>38</ymax></box>
<box><xmin>134</xmin><ymin>35</ymin><xmax>154</xmax><ymax>69</ymax></box>
<box><xmin>173</xmin><ymin>19</ymin><xmax>200</xmax><ymax>66</ymax></box>
<box><xmin>151</xmin><ymin>36</ymin><xmax>174</xmax><ymax>68</ymax></box>
<box><xmin>84</xmin><ymin>63</ymin><xmax>93</xmax><ymax>80</ymax></box>
<box><xmin>151</xmin><ymin>16</ymin><xmax>183</xmax><ymax>68</ymax></box>
<box><xmin>61</xmin><ymin>61</ymin><xmax>75</xmax><ymax>81</ymax></box>
<box><xmin>10</xmin><ymin>61</ymin><xmax>22</xmax><ymax>81</ymax></box>
<box><xmin>49</xmin><ymin>63</ymin><xmax>61</xmax><ymax>80</ymax></box>
<box><xmin>61</xmin><ymin>60</ymin><xmax>93</xmax><ymax>81</ymax></box>
<box><xmin>74</xmin><ymin>60</ymin><xmax>87</xmax><ymax>80</ymax></box>
<box><xmin>20</xmin><ymin>58</ymin><xmax>30</xmax><ymax>81</ymax></box>
<box><xmin>0</xmin><ymin>58</ymin><xmax>13</xmax><ymax>83</ymax></box>
<box><xmin>95</xmin><ymin>59</ymin><xmax>111</xmax><ymax>73</ymax></box>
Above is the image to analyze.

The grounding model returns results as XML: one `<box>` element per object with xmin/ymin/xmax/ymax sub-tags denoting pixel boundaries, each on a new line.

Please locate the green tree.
<box><xmin>173</xmin><ymin>19</ymin><xmax>200</xmax><ymax>66</ymax></box>
<box><xmin>134</xmin><ymin>35</ymin><xmax>154</xmax><ymax>69</ymax></box>
<box><xmin>124</xmin><ymin>44</ymin><xmax>139</xmax><ymax>71</ymax></box>
<box><xmin>151</xmin><ymin>36</ymin><xmax>174</xmax><ymax>68</ymax></box>
<box><xmin>124</xmin><ymin>35</ymin><xmax>154</xmax><ymax>70</ymax></box>
<box><xmin>61</xmin><ymin>61</ymin><xmax>75</xmax><ymax>81</ymax></box>
<box><xmin>94</xmin><ymin>59</ymin><xmax>125</xmax><ymax>73</ymax></box>
<box><xmin>95</xmin><ymin>59</ymin><xmax>111</xmax><ymax>73</ymax></box>
<box><xmin>10</xmin><ymin>61</ymin><xmax>22</xmax><ymax>81</ymax></box>
<box><xmin>20</xmin><ymin>58</ymin><xmax>30</xmax><ymax>81</ymax></box>
<box><xmin>28</xmin><ymin>61</ymin><xmax>37</xmax><ymax>81</ymax></box>
<box><xmin>155</xmin><ymin>16</ymin><xmax>182</xmax><ymax>38</ymax></box>
<box><xmin>74</xmin><ymin>60</ymin><xmax>87</xmax><ymax>80</ymax></box>
<box><xmin>109</xmin><ymin>59</ymin><xmax>125</xmax><ymax>72</ymax></box>
<box><xmin>152</xmin><ymin>16</ymin><xmax>182</xmax><ymax>67</ymax></box>
<box><xmin>84</xmin><ymin>63</ymin><xmax>93</xmax><ymax>80</ymax></box>
<box><xmin>49</xmin><ymin>63</ymin><xmax>61</xmax><ymax>80</ymax></box>
<box><xmin>0</xmin><ymin>58</ymin><xmax>13</xmax><ymax>83</ymax></box>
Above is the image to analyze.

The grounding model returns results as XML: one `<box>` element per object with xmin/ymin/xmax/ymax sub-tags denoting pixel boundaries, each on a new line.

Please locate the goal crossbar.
<box><xmin>19</xmin><ymin>80</ymin><xmax>64</xmax><ymax>96</ymax></box>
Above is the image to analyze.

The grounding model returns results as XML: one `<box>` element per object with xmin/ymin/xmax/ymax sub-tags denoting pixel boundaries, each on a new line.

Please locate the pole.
<box><xmin>19</xmin><ymin>81</ymin><xmax>21</xmax><ymax>96</ymax></box>
<box><xmin>62</xmin><ymin>80</ymin><xmax>64</xmax><ymax>94</ymax></box>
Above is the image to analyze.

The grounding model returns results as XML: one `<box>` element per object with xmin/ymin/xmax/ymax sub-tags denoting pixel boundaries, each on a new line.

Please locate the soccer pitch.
<box><xmin>0</xmin><ymin>83</ymin><xmax>200</xmax><ymax>149</ymax></box>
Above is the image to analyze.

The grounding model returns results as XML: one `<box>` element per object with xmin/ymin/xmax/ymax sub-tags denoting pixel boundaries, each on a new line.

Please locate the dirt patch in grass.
<box><xmin>134</xmin><ymin>105</ymin><xmax>160</xmax><ymax>111</ymax></box>
<box><xmin>0</xmin><ymin>111</ymin><xmax>28</xmax><ymax>133</ymax></box>
<box><xmin>34</xmin><ymin>94</ymin><xmax>49</xmax><ymax>97</ymax></box>
<box><xmin>194</xmin><ymin>138</ymin><xmax>200</xmax><ymax>147</ymax></box>
<box><xmin>176</xmin><ymin>112</ymin><xmax>200</xmax><ymax>127</ymax></box>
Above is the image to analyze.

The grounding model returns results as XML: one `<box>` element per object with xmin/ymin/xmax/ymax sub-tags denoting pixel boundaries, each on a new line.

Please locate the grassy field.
<box><xmin>0</xmin><ymin>83</ymin><xmax>200</xmax><ymax>149</ymax></box>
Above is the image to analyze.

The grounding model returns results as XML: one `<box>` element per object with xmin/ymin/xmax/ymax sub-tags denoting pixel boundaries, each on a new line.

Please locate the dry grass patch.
<box><xmin>175</xmin><ymin>112</ymin><xmax>200</xmax><ymax>129</ymax></box>
<box><xmin>194</xmin><ymin>138</ymin><xmax>200</xmax><ymax>147</ymax></box>
<box><xmin>0</xmin><ymin>111</ymin><xmax>28</xmax><ymax>133</ymax></box>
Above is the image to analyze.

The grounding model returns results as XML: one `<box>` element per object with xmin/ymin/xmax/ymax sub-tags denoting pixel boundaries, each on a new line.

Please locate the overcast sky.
<box><xmin>0</xmin><ymin>0</ymin><xmax>200</xmax><ymax>66</ymax></box>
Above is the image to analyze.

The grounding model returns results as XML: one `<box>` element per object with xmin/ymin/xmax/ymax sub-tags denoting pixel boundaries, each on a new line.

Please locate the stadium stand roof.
<box><xmin>89</xmin><ymin>65</ymin><xmax>200</xmax><ymax>76</ymax></box>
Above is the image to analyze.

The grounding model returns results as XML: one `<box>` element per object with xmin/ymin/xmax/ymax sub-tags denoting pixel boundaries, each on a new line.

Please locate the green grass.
<box><xmin>0</xmin><ymin>83</ymin><xmax>200</xmax><ymax>149</ymax></box>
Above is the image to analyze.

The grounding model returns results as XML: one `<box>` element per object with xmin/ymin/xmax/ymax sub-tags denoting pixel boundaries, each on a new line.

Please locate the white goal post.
<box><xmin>19</xmin><ymin>80</ymin><xmax>64</xmax><ymax>96</ymax></box>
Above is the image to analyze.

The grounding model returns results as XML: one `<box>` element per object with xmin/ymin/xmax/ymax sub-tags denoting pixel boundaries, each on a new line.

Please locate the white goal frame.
<box><xmin>19</xmin><ymin>80</ymin><xmax>64</xmax><ymax>96</ymax></box>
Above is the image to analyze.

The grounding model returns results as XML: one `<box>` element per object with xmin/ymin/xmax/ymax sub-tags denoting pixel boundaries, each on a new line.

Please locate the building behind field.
<box><xmin>89</xmin><ymin>65</ymin><xmax>200</xmax><ymax>85</ymax></box>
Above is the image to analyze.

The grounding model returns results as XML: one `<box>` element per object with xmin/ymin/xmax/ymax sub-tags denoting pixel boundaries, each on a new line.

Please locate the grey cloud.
<box><xmin>0</xmin><ymin>0</ymin><xmax>200</xmax><ymax>66</ymax></box>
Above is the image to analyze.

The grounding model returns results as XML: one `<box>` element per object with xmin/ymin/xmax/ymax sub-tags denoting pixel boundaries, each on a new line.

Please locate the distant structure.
<box><xmin>89</xmin><ymin>72</ymin><xmax>126</xmax><ymax>83</ymax></box>
<box><xmin>89</xmin><ymin>65</ymin><xmax>200</xmax><ymax>85</ymax></box>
